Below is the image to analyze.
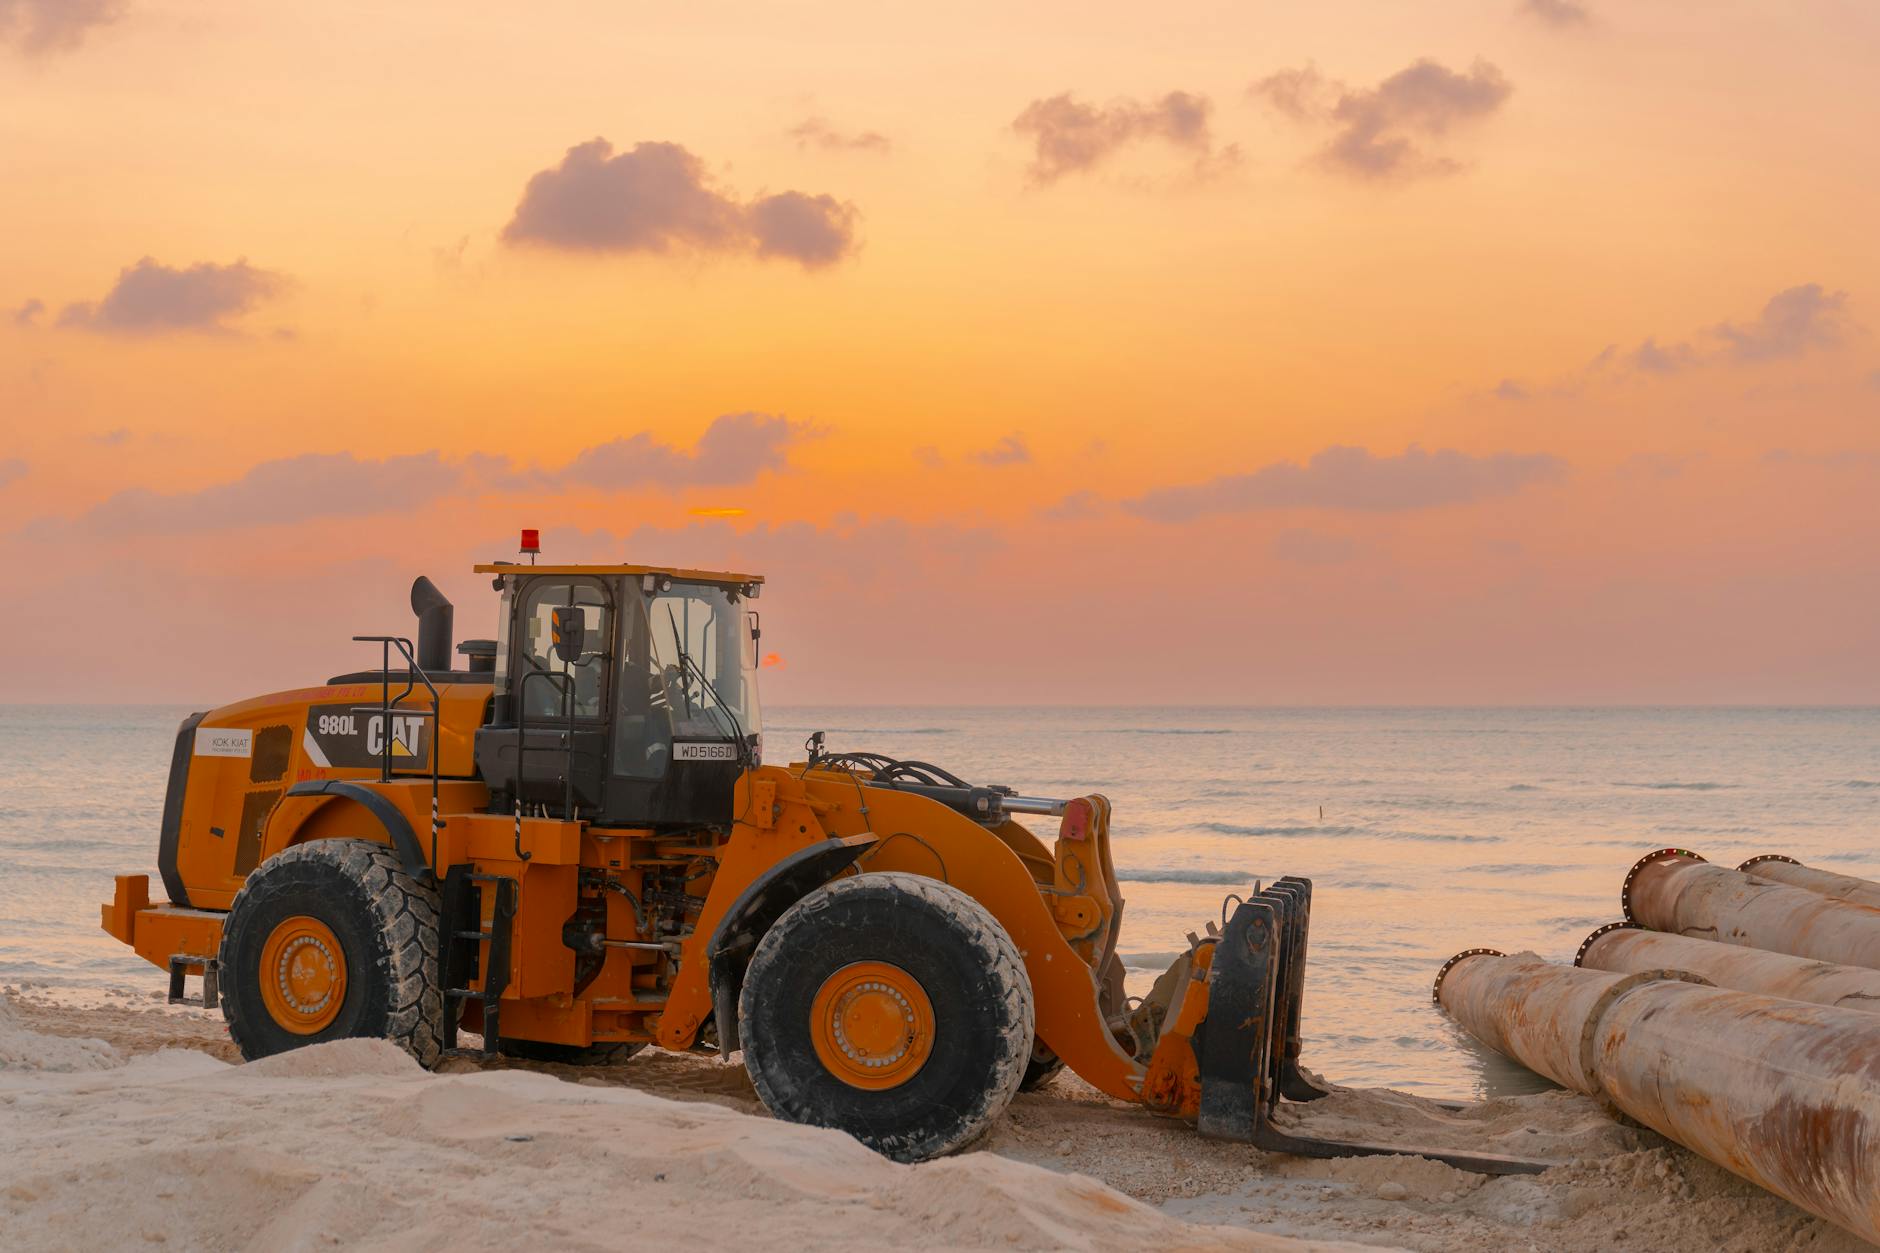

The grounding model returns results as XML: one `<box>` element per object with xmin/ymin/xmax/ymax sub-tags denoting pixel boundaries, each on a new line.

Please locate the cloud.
<box><xmin>1271</xmin><ymin>527</ymin><xmax>1356</xmax><ymax>565</ymax></box>
<box><xmin>34</xmin><ymin>413</ymin><xmax>815</xmax><ymax>537</ymax></box>
<box><xmin>1040</xmin><ymin>490</ymin><xmax>1104</xmax><ymax>520</ymax></box>
<box><xmin>912</xmin><ymin>446</ymin><xmax>944</xmax><ymax>468</ymax></box>
<box><xmin>13</xmin><ymin>298</ymin><xmax>43</xmax><ymax>326</ymax></box>
<box><xmin>968</xmin><ymin>435</ymin><xmax>1031</xmax><ymax>466</ymax></box>
<box><xmin>1492</xmin><ymin>378</ymin><xmax>1528</xmax><ymax>400</ymax></box>
<box><xmin>1011</xmin><ymin>90</ymin><xmax>1228</xmax><ymax>184</ymax></box>
<box><xmin>0</xmin><ymin>0</ymin><xmax>123</xmax><ymax>55</ymax></box>
<box><xmin>1711</xmin><ymin>283</ymin><xmax>1849</xmax><ymax>362</ymax></box>
<box><xmin>1125</xmin><ymin>444</ymin><xmax>1566</xmax><ymax>522</ymax></box>
<box><xmin>559</xmin><ymin>412</ymin><xmax>809</xmax><ymax>489</ymax></box>
<box><xmin>1520</xmin><ymin>0</ymin><xmax>1591</xmax><ymax>26</ymax></box>
<box><xmin>1626</xmin><ymin>336</ymin><xmax>1696</xmax><ymax>374</ymax></box>
<box><xmin>747</xmin><ymin>192</ymin><xmax>859</xmax><ymax>268</ymax></box>
<box><xmin>501</xmin><ymin>138</ymin><xmax>859</xmax><ymax>269</ymax></box>
<box><xmin>0</xmin><ymin>457</ymin><xmax>26</xmax><ymax>488</ymax></box>
<box><xmin>57</xmin><ymin>258</ymin><xmax>285</xmax><ymax>335</ymax></box>
<box><xmin>788</xmin><ymin>118</ymin><xmax>891</xmax><ymax>155</ymax></box>
<box><xmin>1252</xmin><ymin>58</ymin><xmax>1512</xmax><ymax>179</ymax></box>
<box><xmin>91</xmin><ymin>428</ymin><xmax>130</xmax><ymax>445</ymax></box>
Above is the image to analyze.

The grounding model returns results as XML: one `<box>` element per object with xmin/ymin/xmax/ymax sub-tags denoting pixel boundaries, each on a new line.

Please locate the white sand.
<box><xmin>1</xmin><ymin>990</ymin><xmax>1869</xmax><ymax>1251</ymax></box>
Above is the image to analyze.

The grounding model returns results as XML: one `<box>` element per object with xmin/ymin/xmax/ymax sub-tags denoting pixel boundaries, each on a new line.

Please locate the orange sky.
<box><xmin>2</xmin><ymin>0</ymin><xmax>1877</xmax><ymax>705</ymax></box>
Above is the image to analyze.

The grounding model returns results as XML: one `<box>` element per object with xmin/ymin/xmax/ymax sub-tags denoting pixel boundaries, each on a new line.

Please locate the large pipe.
<box><xmin>1739</xmin><ymin>855</ymin><xmax>1880</xmax><ymax>911</ymax></box>
<box><xmin>1436</xmin><ymin>950</ymin><xmax>1880</xmax><ymax>1244</ymax></box>
<box><xmin>410</xmin><ymin>576</ymin><xmax>454</xmax><ymax>674</ymax></box>
<box><xmin>1431</xmin><ymin>948</ymin><xmax>1698</xmax><ymax>1094</ymax></box>
<box><xmin>1578</xmin><ymin>922</ymin><xmax>1880</xmax><ymax>1014</ymax></box>
<box><xmin>1623</xmin><ymin>848</ymin><xmax>1880</xmax><ymax>970</ymax></box>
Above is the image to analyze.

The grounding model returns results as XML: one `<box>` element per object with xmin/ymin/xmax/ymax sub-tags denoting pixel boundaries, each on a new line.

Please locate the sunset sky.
<box><xmin>3</xmin><ymin>0</ymin><xmax>1877</xmax><ymax>705</ymax></box>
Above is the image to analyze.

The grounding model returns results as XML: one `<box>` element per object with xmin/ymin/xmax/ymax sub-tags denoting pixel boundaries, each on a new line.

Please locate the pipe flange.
<box><xmin>1432</xmin><ymin>947</ymin><xmax>1503</xmax><ymax>1004</ymax></box>
<box><xmin>1737</xmin><ymin>853</ymin><xmax>1799</xmax><ymax>873</ymax></box>
<box><xmin>1621</xmin><ymin>848</ymin><xmax>1704</xmax><ymax>923</ymax></box>
<box><xmin>1574</xmin><ymin>920</ymin><xmax>1640</xmax><ymax>967</ymax></box>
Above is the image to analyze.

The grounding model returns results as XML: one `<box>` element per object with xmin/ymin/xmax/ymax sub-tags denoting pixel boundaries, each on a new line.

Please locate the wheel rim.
<box><xmin>258</xmin><ymin>915</ymin><xmax>347</xmax><ymax>1034</ymax></box>
<box><xmin>809</xmin><ymin>960</ymin><xmax>935</xmax><ymax>1090</ymax></box>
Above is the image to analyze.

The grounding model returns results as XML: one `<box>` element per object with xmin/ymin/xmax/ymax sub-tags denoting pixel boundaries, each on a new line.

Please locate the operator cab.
<box><xmin>471</xmin><ymin>562</ymin><xmax>764</xmax><ymax>829</ymax></box>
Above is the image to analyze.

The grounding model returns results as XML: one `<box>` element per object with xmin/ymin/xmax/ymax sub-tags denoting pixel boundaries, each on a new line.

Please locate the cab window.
<box><xmin>516</xmin><ymin>580</ymin><xmax>610</xmax><ymax>721</ymax></box>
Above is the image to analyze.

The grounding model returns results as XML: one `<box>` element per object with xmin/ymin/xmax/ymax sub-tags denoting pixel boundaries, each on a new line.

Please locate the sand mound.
<box><xmin>0</xmin><ymin>1035</ymin><xmax>1342</xmax><ymax>1252</ymax></box>
<box><xmin>0</xmin><ymin>995</ymin><xmax>121</xmax><ymax>1073</ymax></box>
<box><xmin>4</xmin><ymin>993</ymin><xmax>1867</xmax><ymax>1252</ymax></box>
<box><xmin>238</xmin><ymin>1036</ymin><xmax>426</xmax><ymax>1079</ymax></box>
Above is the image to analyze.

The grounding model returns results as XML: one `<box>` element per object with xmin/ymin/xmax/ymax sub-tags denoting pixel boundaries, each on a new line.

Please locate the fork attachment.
<box><xmin>1195</xmin><ymin>877</ymin><xmax>1555</xmax><ymax>1177</ymax></box>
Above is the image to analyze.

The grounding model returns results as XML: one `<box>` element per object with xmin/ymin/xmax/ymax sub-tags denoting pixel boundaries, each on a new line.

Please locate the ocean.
<box><xmin>4</xmin><ymin>704</ymin><xmax>1875</xmax><ymax>1099</ymax></box>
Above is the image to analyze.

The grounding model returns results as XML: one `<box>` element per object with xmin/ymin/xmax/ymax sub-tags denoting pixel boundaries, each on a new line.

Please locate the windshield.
<box><xmin>613</xmin><ymin>579</ymin><xmax>763</xmax><ymax>778</ymax></box>
<box><xmin>648</xmin><ymin>582</ymin><xmax>761</xmax><ymax>741</ymax></box>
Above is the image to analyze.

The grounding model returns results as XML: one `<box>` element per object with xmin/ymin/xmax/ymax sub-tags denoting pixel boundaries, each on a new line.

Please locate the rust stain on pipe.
<box><xmin>1436</xmin><ymin>950</ymin><xmax>1880</xmax><ymax>1243</ymax></box>
<box><xmin>1738</xmin><ymin>855</ymin><xmax>1880</xmax><ymax>911</ymax></box>
<box><xmin>1579</xmin><ymin>923</ymin><xmax>1880</xmax><ymax>1013</ymax></box>
<box><xmin>1623</xmin><ymin>848</ymin><xmax>1880</xmax><ymax>970</ymax></box>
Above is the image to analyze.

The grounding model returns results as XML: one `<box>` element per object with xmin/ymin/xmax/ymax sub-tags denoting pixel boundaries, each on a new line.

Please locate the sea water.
<box><xmin>4</xmin><ymin>704</ymin><xmax>1875</xmax><ymax>1098</ymax></box>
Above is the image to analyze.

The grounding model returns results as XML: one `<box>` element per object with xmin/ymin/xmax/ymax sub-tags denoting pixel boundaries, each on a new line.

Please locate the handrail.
<box><xmin>350</xmin><ymin>635</ymin><xmax>443</xmax><ymax>875</ymax></box>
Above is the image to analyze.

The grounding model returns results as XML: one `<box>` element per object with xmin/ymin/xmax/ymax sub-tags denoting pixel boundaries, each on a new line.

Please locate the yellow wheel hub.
<box><xmin>259</xmin><ymin>915</ymin><xmax>347</xmax><ymax>1034</ymax></box>
<box><xmin>810</xmin><ymin>961</ymin><xmax>935</xmax><ymax>1090</ymax></box>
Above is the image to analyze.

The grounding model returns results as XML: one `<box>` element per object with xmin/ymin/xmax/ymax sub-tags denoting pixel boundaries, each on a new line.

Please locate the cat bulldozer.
<box><xmin>101</xmin><ymin>542</ymin><xmax>1543</xmax><ymax>1171</ymax></box>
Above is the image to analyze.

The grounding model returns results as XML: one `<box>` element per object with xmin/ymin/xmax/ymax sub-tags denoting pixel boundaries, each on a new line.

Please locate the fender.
<box><xmin>282</xmin><ymin>780</ymin><xmax>430</xmax><ymax>879</ymax></box>
<box><xmin>706</xmin><ymin>834</ymin><xmax>877</xmax><ymax>1053</ymax></box>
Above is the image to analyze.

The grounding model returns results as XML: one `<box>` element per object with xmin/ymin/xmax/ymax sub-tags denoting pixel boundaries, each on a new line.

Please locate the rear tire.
<box><xmin>739</xmin><ymin>872</ymin><xmax>1033</xmax><ymax>1162</ymax></box>
<box><xmin>219</xmin><ymin>839</ymin><xmax>443</xmax><ymax>1065</ymax></box>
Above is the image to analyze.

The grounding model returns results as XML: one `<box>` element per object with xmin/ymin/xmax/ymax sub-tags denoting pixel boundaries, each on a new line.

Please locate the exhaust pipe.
<box><xmin>410</xmin><ymin>576</ymin><xmax>453</xmax><ymax>674</ymax></box>
<box><xmin>1623</xmin><ymin>848</ymin><xmax>1880</xmax><ymax>968</ymax></box>
<box><xmin>1577</xmin><ymin>922</ymin><xmax>1880</xmax><ymax>1013</ymax></box>
<box><xmin>1436</xmin><ymin>950</ymin><xmax>1880</xmax><ymax>1244</ymax></box>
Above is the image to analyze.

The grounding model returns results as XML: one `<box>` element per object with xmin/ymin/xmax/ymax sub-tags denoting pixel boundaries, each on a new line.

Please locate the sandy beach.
<box><xmin>2</xmin><ymin>987</ymin><xmax>1864</xmax><ymax>1252</ymax></box>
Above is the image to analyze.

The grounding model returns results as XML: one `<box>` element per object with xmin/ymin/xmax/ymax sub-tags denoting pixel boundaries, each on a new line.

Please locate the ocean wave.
<box><xmin>1468</xmin><ymin>863</ymin><xmax>1579</xmax><ymax>874</ymax></box>
<box><xmin>1611</xmin><ymin>780</ymin><xmax>1739</xmax><ymax>791</ymax></box>
<box><xmin>1505</xmin><ymin>783</ymin><xmax>1543</xmax><ymax>792</ymax></box>
<box><xmin>1091</xmin><ymin>728</ymin><xmax>1236</xmax><ymax>736</ymax></box>
<box><xmin>793</xmin><ymin>727</ymin><xmax>957</xmax><ymax>736</ymax></box>
<box><xmin>1841</xmin><ymin>780</ymin><xmax>1880</xmax><ymax>789</ymax></box>
<box><xmin>1195</xmin><ymin>821</ymin><xmax>1501</xmax><ymax>844</ymax></box>
<box><xmin>1116</xmin><ymin>867</ymin><xmax>1253</xmax><ymax>885</ymax></box>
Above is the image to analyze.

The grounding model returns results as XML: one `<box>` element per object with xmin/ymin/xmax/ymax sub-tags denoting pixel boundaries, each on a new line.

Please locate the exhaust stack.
<box><xmin>410</xmin><ymin>576</ymin><xmax>453</xmax><ymax>674</ymax></box>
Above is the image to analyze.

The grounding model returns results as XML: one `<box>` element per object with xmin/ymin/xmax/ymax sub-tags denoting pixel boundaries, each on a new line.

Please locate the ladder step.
<box><xmin>453</xmin><ymin>931</ymin><xmax>492</xmax><ymax>941</ymax></box>
<box><xmin>445</xmin><ymin>988</ymin><xmax>496</xmax><ymax>1000</ymax></box>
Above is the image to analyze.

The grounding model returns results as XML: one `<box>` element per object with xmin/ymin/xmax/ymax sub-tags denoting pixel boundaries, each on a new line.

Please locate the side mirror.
<box><xmin>551</xmin><ymin>605</ymin><xmax>587</xmax><ymax>664</ymax></box>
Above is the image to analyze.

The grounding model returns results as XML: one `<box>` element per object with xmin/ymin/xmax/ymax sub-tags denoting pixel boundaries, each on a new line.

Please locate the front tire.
<box><xmin>219</xmin><ymin>839</ymin><xmax>443</xmax><ymax>1065</ymax></box>
<box><xmin>739</xmin><ymin>872</ymin><xmax>1033</xmax><ymax>1162</ymax></box>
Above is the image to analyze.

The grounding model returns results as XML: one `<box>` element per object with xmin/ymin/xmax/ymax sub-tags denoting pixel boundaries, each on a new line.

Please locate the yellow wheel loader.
<box><xmin>100</xmin><ymin>544</ymin><xmax>1546</xmax><ymax>1171</ymax></box>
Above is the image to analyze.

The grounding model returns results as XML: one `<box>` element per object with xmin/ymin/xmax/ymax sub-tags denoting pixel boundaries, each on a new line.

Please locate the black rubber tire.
<box><xmin>739</xmin><ymin>871</ymin><xmax>1033</xmax><ymax>1162</ymax></box>
<box><xmin>218</xmin><ymin>839</ymin><xmax>443</xmax><ymax>1065</ymax></box>
<box><xmin>499</xmin><ymin>1039</ymin><xmax>644</xmax><ymax>1066</ymax></box>
<box><xmin>1020</xmin><ymin>1040</ymin><xmax>1065</xmax><ymax>1092</ymax></box>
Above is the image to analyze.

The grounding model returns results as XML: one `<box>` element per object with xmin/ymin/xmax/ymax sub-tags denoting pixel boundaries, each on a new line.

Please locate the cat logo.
<box><xmin>302</xmin><ymin>703</ymin><xmax>430</xmax><ymax>770</ymax></box>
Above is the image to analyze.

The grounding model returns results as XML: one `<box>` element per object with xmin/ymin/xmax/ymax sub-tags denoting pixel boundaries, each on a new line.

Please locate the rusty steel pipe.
<box><xmin>1623</xmin><ymin>848</ymin><xmax>1880</xmax><ymax>970</ymax></box>
<box><xmin>1436</xmin><ymin>950</ymin><xmax>1880</xmax><ymax>1243</ymax></box>
<box><xmin>1578</xmin><ymin>922</ymin><xmax>1880</xmax><ymax>1014</ymax></box>
<box><xmin>1739</xmin><ymin>855</ymin><xmax>1880</xmax><ymax>911</ymax></box>
<box><xmin>1431</xmin><ymin>948</ymin><xmax>1698</xmax><ymax>1094</ymax></box>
